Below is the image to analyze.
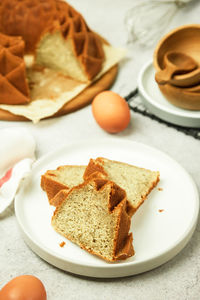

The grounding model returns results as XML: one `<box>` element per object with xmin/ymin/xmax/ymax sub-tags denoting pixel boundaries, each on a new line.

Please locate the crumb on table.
<box><xmin>158</xmin><ymin>209</ymin><xmax>164</xmax><ymax>213</ymax></box>
<box><xmin>59</xmin><ymin>241</ymin><xmax>66</xmax><ymax>248</ymax></box>
<box><xmin>158</xmin><ymin>187</ymin><xmax>163</xmax><ymax>191</ymax></box>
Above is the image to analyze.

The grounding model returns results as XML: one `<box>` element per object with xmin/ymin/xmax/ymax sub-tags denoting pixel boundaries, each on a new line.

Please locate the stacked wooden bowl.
<box><xmin>153</xmin><ymin>25</ymin><xmax>200</xmax><ymax>110</ymax></box>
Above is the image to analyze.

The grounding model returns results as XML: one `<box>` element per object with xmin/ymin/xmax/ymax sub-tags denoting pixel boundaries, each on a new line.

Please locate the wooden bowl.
<box><xmin>159</xmin><ymin>84</ymin><xmax>200</xmax><ymax>110</ymax></box>
<box><xmin>153</xmin><ymin>25</ymin><xmax>200</xmax><ymax>110</ymax></box>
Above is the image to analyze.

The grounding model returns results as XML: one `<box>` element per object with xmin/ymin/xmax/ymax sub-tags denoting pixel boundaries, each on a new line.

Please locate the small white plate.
<box><xmin>138</xmin><ymin>61</ymin><xmax>200</xmax><ymax>128</ymax></box>
<box><xmin>15</xmin><ymin>138</ymin><xmax>199</xmax><ymax>278</ymax></box>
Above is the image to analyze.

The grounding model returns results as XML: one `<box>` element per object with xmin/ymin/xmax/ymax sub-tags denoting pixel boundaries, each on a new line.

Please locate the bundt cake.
<box><xmin>51</xmin><ymin>178</ymin><xmax>134</xmax><ymax>262</ymax></box>
<box><xmin>83</xmin><ymin>157</ymin><xmax>160</xmax><ymax>216</ymax></box>
<box><xmin>0</xmin><ymin>0</ymin><xmax>105</xmax><ymax>82</ymax></box>
<box><xmin>0</xmin><ymin>33</ymin><xmax>30</xmax><ymax>104</ymax></box>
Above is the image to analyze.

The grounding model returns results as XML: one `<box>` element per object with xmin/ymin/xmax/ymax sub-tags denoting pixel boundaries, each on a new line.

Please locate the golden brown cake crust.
<box><xmin>52</xmin><ymin>178</ymin><xmax>134</xmax><ymax>262</ymax></box>
<box><xmin>41</xmin><ymin>165</ymin><xmax>86</xmax><ymax>206</ymax></box>
<box><xmin>83</xmin><ymin>158</ymin><xmax>108</xmax><ymax>180</ymax></box>
<box><xmin>0</xmin><ymin>0</ymin><xmax>58</xmax><ymax>53</ymax></box>
<box><xmin>41</xmin><ymin>173</ymin><xmax>69</xmax><ymax>206</ymax></box>
<box><xmin>0</xmin><ymin>33</ymin><xmax>25</xmax><ymax>58</ymax></box>
<box><xmin>0</xmin><ymin>34</ymin><xmax>30</xmax><ymax>104</ymax></box>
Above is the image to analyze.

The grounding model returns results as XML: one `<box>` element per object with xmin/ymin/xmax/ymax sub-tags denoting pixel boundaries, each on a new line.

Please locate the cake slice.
<box><xmin>51</xmin><ymin>178</ymin><xmax>134</xmax><ymax>262</ymax></box>
<box><xmin>41</xmin><ymin>165</ymin><xmax>85</xmax><ymax>206</ymax></box>
<box><xmin>83</xmin><ymin>157</ymin><xmax>160</xmax><ymax>216</ymax></box>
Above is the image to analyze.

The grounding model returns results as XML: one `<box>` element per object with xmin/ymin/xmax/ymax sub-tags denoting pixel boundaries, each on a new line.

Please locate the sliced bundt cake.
<box><xmin>0</xmin><ymin>0</ymin><xmax>105</xmax><ymax>81</ymax></box>
<box><xmin>36</xmin><ymin>1</ymin><xmax>104</xmax><ymax>81</ymax></box>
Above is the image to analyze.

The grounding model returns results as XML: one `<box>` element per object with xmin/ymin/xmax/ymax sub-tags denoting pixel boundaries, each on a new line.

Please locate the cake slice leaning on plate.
<box><xmin>84</xmin><ymin>157</ymin><xmax>160</xmax><ymax>216</ymax></box>
<box><xmin>41</xmin><ymin>158</ymin><xmax>160</xmax><ymax>213</ymax></box>
<box><xmin>51</xmin><ymin>178</ymin><xmax>134</xmax><ymax>262</ymax></box>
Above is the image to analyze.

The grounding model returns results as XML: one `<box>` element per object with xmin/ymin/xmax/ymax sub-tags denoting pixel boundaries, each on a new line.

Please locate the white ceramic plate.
<box><xmin>15</xmin><ymin>138</ymin><xmax>199</xmax><ymax>278</ymax></box>
<box><xmin>138</xmin><ymin>61</ymin><xmax>200</xmax><ymax>128</ymax></box>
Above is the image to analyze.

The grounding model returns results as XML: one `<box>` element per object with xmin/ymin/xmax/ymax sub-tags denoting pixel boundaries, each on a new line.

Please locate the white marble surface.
<box><xmin>1</xmin><ymin>1</ymin><xmax>200</xmax><ymax>299</ymax></box>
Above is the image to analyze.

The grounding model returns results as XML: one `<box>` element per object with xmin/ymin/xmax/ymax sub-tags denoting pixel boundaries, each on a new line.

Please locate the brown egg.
<box><xmin>0</xmin><ymin>275</ymin><xmax>47</xmax><ymax>300</ymax></box>
<box><xmin>92</xmin><ymin>91</ymin><xmax>131</xmax><ymax>133</ymax></box>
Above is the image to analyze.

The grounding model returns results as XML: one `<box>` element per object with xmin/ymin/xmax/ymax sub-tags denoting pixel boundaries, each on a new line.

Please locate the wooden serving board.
<box><xmin>0</xmin><ymin>65</ymin><xmax>118</xmax><ymax>122</ymax></box>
